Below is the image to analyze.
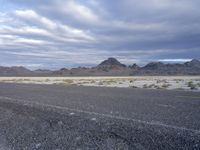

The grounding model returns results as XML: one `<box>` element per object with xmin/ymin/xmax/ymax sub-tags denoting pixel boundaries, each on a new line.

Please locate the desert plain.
<box><xmin>0</xmin><ymin>76</ymin><xmax>200</xmax><ymax>91</ymax></box>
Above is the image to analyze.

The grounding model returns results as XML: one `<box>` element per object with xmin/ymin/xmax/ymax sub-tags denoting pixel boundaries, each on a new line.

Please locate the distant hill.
<box><xmin>0</xmin><ymin>58</ymin><xmax>200</xmax><ymax>76</ymax></box>
<box><xmin>184</xmin><ymin>59</ymin><xmax>200</xmax><ymax>68</ymax></box>
<box><xmin>0</xmin><ymin>66</ymin><xmax>33</xmax><ymax>76</ymax></box>
<box><xmin>138</xmin><ymin>59</ymin><xmax>200</xmax><ymax>75</ymax></box>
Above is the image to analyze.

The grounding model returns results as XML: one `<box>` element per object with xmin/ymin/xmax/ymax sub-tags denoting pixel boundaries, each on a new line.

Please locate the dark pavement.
<box><xmin>0</xmin><ymin>83</ymin><xmax>200</xmax><ymax>149</ymax></box>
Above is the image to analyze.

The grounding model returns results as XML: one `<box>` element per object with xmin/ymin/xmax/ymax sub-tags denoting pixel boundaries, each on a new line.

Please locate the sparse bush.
<box><xmin>90</xmin><ymin>80</ymin><xmax>95</xmax><ymax>84</ymax></box>
<box><xmin>190</xmin><ymin>85</ymin><xmax>197</xmax><ymax>90</ymax></box>
<box><xmin>156</xmin><ymin>80</ymin><xmax>162</xmax><ymax>84</ymax></box>
<box><xmin>161</xmin><ymin>84</ymin><xmax>171</xmax><ymax>89</ymax></box>
<box><xmin>143</xmin><ymin>84</ymin><xmax>148</xmax><ymax>88</ymax></box>
<box><xmin>98</xmin><ymin>81</ymin><xmax>104</xmax><ymax>85</ymax></box>
<box><xmin>129</xmin><ymin>80</ymin><xmax>134</xmax><ymax>83</ymax></box>
<box><xmin>156</xmin><ymin>79</ymin><xmax>167</xmax><ymax>84</ymax></box>
<box><xmin>63</xmin><ymin>79</ymin><xmax>73</xmax><ymax>84</ymax></box>
<box><xmin>45</xmin><ymin>79</ymin><xmax>50</xmax><ymax>82</ymax></box>
<box><xmin>101</xmin><ymin>80</ymin><xmax>116</xmax><ymax>85</ymax></box>
<box><xmin>148</xmin><ymin>84</ymin><xmax>155</xmax><ymax>88</ymax></box>
<box><xmin>108</xmin><ymin>80</ymin><xmax>116</xmax><ymax>83</ymax></box>
<box><xmin>187</xmin><ymin>81</ymin><xmax>197</xmax><ymax>90</ymax></box>
<box><xmin>174</xmin><ymin>79</ymin><xmax>183</xmax><ymax>82</ymax></box>
<box><xmin>131</xmin><ymin>86</ymin><xmax>138</xmax><ymax>88</ymax></box>
<box><xmin>154</xmin><ymin>85</ymin><xmax>160</xmax><ymax>89</ymax></box>
<box><xmin>188</xmin><ymin>81</ymin><xmax>193</xmax><ymax>87</ymax></box>
<box><xmin>197</xmin><ymin>83</ymin><xmax>200</xmax><ymax>87</ymax></box>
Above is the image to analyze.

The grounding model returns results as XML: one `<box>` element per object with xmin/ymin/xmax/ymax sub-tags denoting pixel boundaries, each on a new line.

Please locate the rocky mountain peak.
<box><xmin>129</xmin><ymin>63</ymin><xmax>139</xmax><ymax>69</ymax></box>
<box><xmin>184</xmin><ymin>59</ymin><xmax>200</xmax><ymax>67</ymax></box>
<box><xmin>97</xmin><ymin>57</ymin><xmax>126</xmax><ymax>68</ymax></box>
<box><xmin>143</xmin><ymin>62</ymin><xmax>164</xmax><ymax>70</ymax></box>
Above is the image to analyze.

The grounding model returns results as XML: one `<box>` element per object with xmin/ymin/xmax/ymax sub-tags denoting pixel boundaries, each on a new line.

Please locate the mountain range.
<box><xmin>0</xmin><ymin>58</ymin><xmax>200</xmax><ymax>76</ymax></box>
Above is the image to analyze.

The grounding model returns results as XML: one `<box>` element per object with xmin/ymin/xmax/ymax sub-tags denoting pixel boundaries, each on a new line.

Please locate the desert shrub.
<box><xmin>108</xmin><ymin>79</ymin><xmax>116</xmax><ymax>83</ymax></box>
<box><xmin>148</xmin><ymin>84</ymin><xmax>155</xmax><ymax>88</ymax></box>
<box><xmin>131</xmin><ymin>86</ymin><xmax>138</xmax><ymax>88</ymax></box>
<box><xmin>102</xmin><ymin>80</ymin><xmax>116</xmax><ymax>85</ymax></box>
<box><xmin>154</xmin><ymin>85</ymin><xmax>160</xmax><ymax>89</ymax></box>
<box><xmin>161</xmin><ymin>84</ymin><xmax>171</xmax><ymax>89</ymax></box>
<box><xmin>90</xmin><ymin>80</ymin><xmax>96</xmax><ymax>84</ymax></box>
<box><xmin>188</xmin><ymin>81</ymin><xmax>193</xmax><ymax>86</ymax></box>
<box><xmin>174</xmin><ymin>79</ymin><xmax>183</xmax><ymax>82</ymax></box>
<box><xmin>143</xmin><ymin>84</ymin><xmax>148</xmax><ymax>88</ymax></box>
<box><xmin>63</xmin><ymin>79</ymin><xmax>73</xmax><ymax>84</ymax></box>
<box><xmin>129</xmin><ymin>80</ymin><xmax>134</xmax><ymax>83</ymax></box>
<box><xmin>187</xmin><ymin>81</ymin><xmax>197</xmax><ymax>90</ymax></box>
<box><xmin>45</xmin><ymin>79</ymin><xmax>50</xmax><ymax>82</ymax></box>
<box><xmin>156</xmin><ymin>79</ymin><xmax>167</xmax><ymax>84</ymax></box>
<box><xmin>98</xmin><ymin>81</ymin><xmax>104</xmax><ymax>85</ymax></box>
<box><xmin>197</xmin><ymin>83</ymin><xmax>200</xmax><ymax>87</ymax></box>
<box><xmin>190</xmin><ymin>85</ymin><xmax>197</xmax><ymax>90</ymax></box>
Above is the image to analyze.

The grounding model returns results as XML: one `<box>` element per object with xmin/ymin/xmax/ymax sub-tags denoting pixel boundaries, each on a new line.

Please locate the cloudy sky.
<box><xmin>0</xmin><ymin>0</ymin><xmax>200</xmax><ymax>70</ymax></box>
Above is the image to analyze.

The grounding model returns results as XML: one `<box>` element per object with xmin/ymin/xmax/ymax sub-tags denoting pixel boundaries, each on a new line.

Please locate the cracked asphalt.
<box><xmin>0</xmin><ymin>83</ymin><xmax>200</xmax><ymax>150</ymax></box>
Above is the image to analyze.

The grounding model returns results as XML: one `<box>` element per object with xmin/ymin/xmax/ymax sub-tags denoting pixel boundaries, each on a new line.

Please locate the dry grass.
<box><xmin>0</xmin><ymin>76</ymin><xmax>199</xmax><ymax>91</ymax></box>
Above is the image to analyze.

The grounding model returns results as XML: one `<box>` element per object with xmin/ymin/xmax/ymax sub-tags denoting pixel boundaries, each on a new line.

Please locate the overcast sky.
<box><xmin>0</xmin><ymin>0</ymin><xmax>200</xmax><ymax>70</ymax></box>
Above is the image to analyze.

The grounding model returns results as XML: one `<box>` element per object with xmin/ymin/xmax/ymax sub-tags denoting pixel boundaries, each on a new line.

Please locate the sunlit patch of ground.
<box><xmin>0</xmin><ymin>76</ymin><xmax>200</xmax><ymax>91</ymax></box>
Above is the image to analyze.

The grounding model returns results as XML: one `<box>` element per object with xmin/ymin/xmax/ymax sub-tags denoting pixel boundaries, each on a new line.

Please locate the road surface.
<box><xmin>0</xmin><ymin>83</ymin><xmax>200</xmax><ymax>149</ymax></box>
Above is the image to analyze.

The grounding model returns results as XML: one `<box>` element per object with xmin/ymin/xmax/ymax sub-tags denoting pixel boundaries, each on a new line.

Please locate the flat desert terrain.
<box><xmin>0</xmin><ymin>76</ymin><xmax>200</xmax><ymax>91</ymax></box>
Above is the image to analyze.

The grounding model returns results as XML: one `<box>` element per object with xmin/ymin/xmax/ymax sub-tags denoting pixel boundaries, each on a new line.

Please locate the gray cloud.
<box><xmin>0</xmin><ymin>0</ymin><xmax>200</xmax><ymax>69</ymax></box>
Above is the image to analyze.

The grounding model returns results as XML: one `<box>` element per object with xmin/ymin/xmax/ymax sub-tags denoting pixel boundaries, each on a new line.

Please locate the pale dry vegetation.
<box><xmin>0</xmin><ymin>76</ymin><xmax>200</xmax><ymax>91</ymax></box>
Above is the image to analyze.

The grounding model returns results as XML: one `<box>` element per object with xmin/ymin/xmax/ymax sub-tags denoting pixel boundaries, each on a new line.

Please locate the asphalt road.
<box><xmin>0</xmin><ymin>83</ymin><xmax>200</xmax><ymax>150</ymax></box>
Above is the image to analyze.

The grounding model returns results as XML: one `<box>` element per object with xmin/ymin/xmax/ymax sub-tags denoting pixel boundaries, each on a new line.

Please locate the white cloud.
<box><xmin>14</xmin><ymin>10</ymin><xmax>95</xmax><ymax>41</ymax></box>
<box><xmin>0</xmin><ymin>26</ymin><xmax>51</xmax><ymax>37</ymax></box>
<box><xmin>0</xmin><ymin>9</ymin><xmax>96</xmax><ymax>50</ymax></box>
<box><xmin>15</xmin><ymin>10</ymin><xmax>57</xmax><ymax>29</ymax></box>
<box><xmin>14</xmin><ymin>38</ymin><xmax>48</xmax><ymax>45</ymax></box>
<box><xmin>41</xmin><ymin>0</ymin><xmax>100</xmax><ymax>25</ymax></box>
<box><xmin>159</xmin><ymin>59</ymin><xmax>192</xmax><ymax>62</ymax></box>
